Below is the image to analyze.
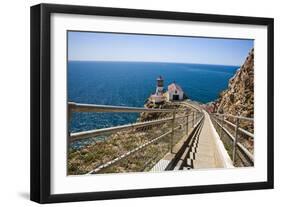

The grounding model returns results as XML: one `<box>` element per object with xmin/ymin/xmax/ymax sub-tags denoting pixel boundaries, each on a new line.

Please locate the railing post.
<box><xmin>170</xmin><ymin>110</ymin><xmax>176</xmax><ymax>153</ymax></box>
<box><xmin>214</xmin><ymin>114</ymin><xmax>217</xmax><ymax>128</ymax></box>
<box><xmin>232</xmin><ymin>117</ymin><xmax>240</xmax><ymax>163</ymax></box>
<box><xmin>220</xmin><ymin>115</ymin><xmax>224</xmax><ymax>139</ymax></box>
<box><xmin>192</xmin><ymin>111</ymin><xmax>195</xmax><ymax>127</ymax></box>
<box><xmin>186</xmin><ymin>113</ymin><xmax>189</xmax><ymax>135</ymax></box>
<box><xmin>216</xmin><ymin>114</ymin><xmax>219</xmax><ymax>129</ymax></box>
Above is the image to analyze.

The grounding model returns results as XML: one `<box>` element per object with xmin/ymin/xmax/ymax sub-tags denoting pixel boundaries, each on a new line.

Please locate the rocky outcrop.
<box><xmin>139</xmin><ymin>100</ymin><xmax>190</xmax><ymax>122</ymax></box>
<box><xmin>215</xmin><ymin>48</ymin><xmax>254</xmax><ymax>119</ymax></box>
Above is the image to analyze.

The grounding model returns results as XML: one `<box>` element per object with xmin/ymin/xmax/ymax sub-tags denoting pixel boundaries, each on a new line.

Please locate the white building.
<box><xmin>167</xmin><ymin>82</ymin><xmax>184</xmax><ymax>101</ymax></box>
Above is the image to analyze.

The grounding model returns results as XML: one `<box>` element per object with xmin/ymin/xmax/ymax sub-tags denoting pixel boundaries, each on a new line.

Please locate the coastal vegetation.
<box><xmin>68</xmin><ymin>102</ymin><xmax>190</xmax><ymax>175</ymax></box>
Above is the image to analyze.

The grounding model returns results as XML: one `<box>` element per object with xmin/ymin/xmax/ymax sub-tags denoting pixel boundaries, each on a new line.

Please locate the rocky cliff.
<box><xmin>139</xmin><ymin>101</ymin><xmax>189</xmax><ymax>122</ymax></box>
<box><xmin>215</xmin><ymin>48</ymin><xmax>254</xmax><ymax>119</ymax></box>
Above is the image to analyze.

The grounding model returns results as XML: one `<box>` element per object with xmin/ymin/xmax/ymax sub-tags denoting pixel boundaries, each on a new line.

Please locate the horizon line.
<box><xmin>67</xmin><ymin>60</ymin><xmax>240</xmax><ymax>67</ymax></box>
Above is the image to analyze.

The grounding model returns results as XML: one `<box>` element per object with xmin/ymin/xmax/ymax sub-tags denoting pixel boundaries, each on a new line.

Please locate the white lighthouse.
<box><xmin>155</xmin><ymin>76</ymin><xmax>164</xmax><ymax>95</ymax></box>
<box><xmin>150</xmin><ymin>76</ymin><xmax>165</xmax><ymax>104</ymax></box>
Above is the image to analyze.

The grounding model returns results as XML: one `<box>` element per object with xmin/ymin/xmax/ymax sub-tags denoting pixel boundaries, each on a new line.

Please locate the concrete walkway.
<box><xmin>190</xmin><ymin>110</ymin><xmax>233</xmax><ymax>169</ymax></box>
<box><xmin>151</xmin><ymin>107</ymin><xmax>233</xmax><ymax>172</ymax></box>
<box><xmin>191</xmin><ymin>110</ymin><xmax>221</xmax><ymax>168</ymax></box>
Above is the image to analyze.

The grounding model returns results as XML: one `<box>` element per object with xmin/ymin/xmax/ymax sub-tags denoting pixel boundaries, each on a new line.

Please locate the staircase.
<box><xmin>173</xmin><ymin>116</ymin><xmax>204</xmax><ymax>170</ymax></box>
<box><xmin>164</xmin><ymin>110</ymin><xmax>229</xmax><ymax>171</ymax></box>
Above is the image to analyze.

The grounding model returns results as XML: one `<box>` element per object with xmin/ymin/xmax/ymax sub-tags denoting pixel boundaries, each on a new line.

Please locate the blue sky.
<box><xmin>68</xmin><ymin>31</ymin><xmax>253</xmax><ymax>66</ymax></box>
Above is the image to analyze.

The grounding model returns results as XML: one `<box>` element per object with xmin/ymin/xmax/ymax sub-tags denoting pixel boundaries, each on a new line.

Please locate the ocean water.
<box><xmin>68</xmin><ymin>61</ymin><xmax>238</xmax><ymax>132</ymax></box>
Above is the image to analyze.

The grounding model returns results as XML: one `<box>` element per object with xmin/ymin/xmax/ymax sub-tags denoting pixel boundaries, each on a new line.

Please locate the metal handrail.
<box><xmin>180</xmin><ymin>101</ymin><xmax>202</xmax><ymax>112</ymax></box>
<box><xmin>212</xmin><ymin>117</ymin><xmax>254</xmax><ymax>163</ymax></box>
<box><xmin>223</xmin><ymin>119</ymin><xmax>254</xmax><ymax>138</ymax></box>
<box><xmin>68</xmin><ymin>102</ymin><xmax>194</xmax><ymax>142</ymax></box>
<box><xmin>71</xmin><ymin>116</ymin><xmax>172</xmax><ymax>142</ymax></box>
<box><xmin>89</xmin><ymin>115</ymin><xmax>204</xmax><ymax>174</ymax></box>
<box><xmin>211</xmin><ymin>115</ymin><xmax>254</xmax><ymax>166</ymax></box>
<box><xmin>88</xmin><ymin>127</ymin><xmax>178</xmax><ymax>174</ymax></box>
<box><xmin>213</xmin><ymin>113</ymin><xmax>254</xmax><ymax>121</ymax></box>
<box><xmin>212</xmin><ymin>113</ymin><xmax>254</xmax><ymax>138</ymax></box>
<box><xmin>70</xmin><ymin>114</ymin><xmax>192</xmax><ymax>142</ymax></box>
<box><xmin>69</xmin><ymin>102</ymin><xmax>175</xmax><ymax>113</ymax></box>
<box><xmin>67</xmin><ymin>101</ymin><xmax>204</xmax><ymax>173</ymax></box>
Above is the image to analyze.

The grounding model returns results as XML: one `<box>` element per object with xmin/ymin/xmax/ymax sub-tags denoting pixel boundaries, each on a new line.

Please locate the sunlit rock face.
<box><xmin>215</xmin><ymin>48</ymin><xmax>254</xmax><ymax>120</ymax></box>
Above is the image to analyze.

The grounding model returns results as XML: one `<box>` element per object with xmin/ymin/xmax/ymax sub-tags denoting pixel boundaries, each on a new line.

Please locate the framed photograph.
<box><xmin>30</xmin><ymin>3</ymin><xmax>274</xmax><ymax>203</ymax></box>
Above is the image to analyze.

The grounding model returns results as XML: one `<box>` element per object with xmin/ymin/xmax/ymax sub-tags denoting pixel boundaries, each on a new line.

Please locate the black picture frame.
<box><xmin>30</xmin><ymin>3</ymin><xmax>274</xmax><ymax>204</ymax></box>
